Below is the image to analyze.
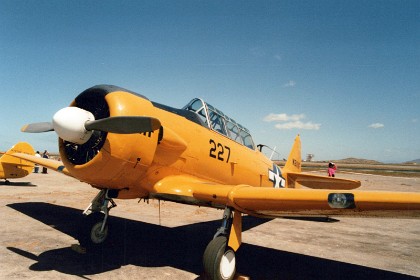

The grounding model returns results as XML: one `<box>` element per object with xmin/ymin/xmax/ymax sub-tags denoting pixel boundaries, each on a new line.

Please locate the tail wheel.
<box><xmin>203</xmin><ymin>236</ymin><xmax>236</xmax><ymax>280</ymax></box>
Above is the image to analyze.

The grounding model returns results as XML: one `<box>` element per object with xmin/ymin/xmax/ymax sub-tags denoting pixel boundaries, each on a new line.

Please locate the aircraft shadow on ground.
<box><xmin>7</xmin><ymin>202</ymin><xmax>417</xmax><ymax>280</ymax></box>
<box><xmin>0</xmin><ymin>181</ymin><xmax>37</xmax><ymax>187</ymax></box>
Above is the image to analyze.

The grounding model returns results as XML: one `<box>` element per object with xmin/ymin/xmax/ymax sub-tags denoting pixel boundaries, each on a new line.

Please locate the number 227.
<box><xmin>209</xmin><ymin>139</ymin><xmax>230</xmax><ymax>163</ymax></box>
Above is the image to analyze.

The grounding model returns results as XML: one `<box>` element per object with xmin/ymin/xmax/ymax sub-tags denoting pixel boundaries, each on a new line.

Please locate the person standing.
<box><xmin>33</xmin><ymin>151</ymin><xmax>41</xmax><ymax>173</ymax></box>
<box><xmin>328</xmin><ymin>162</ymin><xmax>337</xmax><ymax>177</ymax></box>
<box><xmin>42</xmin><ymin>150</ymin><xmax>49</xmax><ymax>174</ymax></box>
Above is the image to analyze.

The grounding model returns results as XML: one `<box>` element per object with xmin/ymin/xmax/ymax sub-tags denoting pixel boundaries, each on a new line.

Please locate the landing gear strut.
<box><xmin>83</xmin><ymin>189</ymin><xmax>117</xmax><ymax>244</ymax></box>
<box><xmin>203</xmin><ymin>207</ymin><xmax>241</xmax><ymax>280</ymax></box>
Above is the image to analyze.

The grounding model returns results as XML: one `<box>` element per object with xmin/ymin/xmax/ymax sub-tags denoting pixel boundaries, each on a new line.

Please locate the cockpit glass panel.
<box><xmin>208</xmin><ymin>108</ymin><xmax>227</xmax><ymax>135</ymax></box>
<box><xmin>226</xmin><ymin>120</ymin><xmax>243</xmax><ymax>144</ymax></box>
<box><xmin>241</xmin><ymin>131</ymin><xmax>255</xmax><ymax>149</ymax></box>
<box><xmin>183</xmin><ymin>98</ymin><xmax>255</xmax><ymax>149</ymax></box>
<box><xmin>190</xmin><ymin>99</ymin><xmax>204</xmax><ymax>111</ymax></box>
<box><xmin>184</xmin><ymin>98</ymin><xmax>208</xmax><ymax>126</ymax></box>
<box><xmin>196</xmin><ymin>108</ymin><xmax>208</xmax><ymax>126</ymax></box>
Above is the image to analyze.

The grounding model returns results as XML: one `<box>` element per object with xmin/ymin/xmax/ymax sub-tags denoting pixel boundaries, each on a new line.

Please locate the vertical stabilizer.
<box><xmin>282</xmin><ymin>135</ymin><xmax>302</xmax><ymax>188</ymax></box>
<box><xmin>284</xmin><ymin>135</ymin><xmax>301</xmax><ymax>173</ymax></box>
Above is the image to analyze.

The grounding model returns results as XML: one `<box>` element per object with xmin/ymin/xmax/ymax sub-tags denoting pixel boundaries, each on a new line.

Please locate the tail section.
<box><xmin>0</xmin><ymin>142</ymin><xmax>35</xmax><ymax>179</ymax></box>
<box><xmin>283</xmin><ymin>135</ymin><xmax>301</xmax><ymax>173</ymax></box>
<box><xmin>281</xmin><ymin>135</ymin><xmax>361</xmax><ymax>190</ymax></box>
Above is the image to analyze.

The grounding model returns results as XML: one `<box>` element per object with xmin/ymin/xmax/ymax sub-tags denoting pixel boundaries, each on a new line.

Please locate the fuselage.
<box><xmin>58</xmin><ymin>85</ymin><xmax>276</xmax><ymax>200</ymax></box>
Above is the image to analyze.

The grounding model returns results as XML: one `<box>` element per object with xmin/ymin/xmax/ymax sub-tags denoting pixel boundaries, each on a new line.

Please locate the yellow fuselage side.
<box><xmin>151</xmin><ymin>106</ymin><xmax>272</xmax><ymax>185</ymax></box>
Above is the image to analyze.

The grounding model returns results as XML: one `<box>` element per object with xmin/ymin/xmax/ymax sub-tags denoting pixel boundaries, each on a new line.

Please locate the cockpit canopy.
<box><xmin>184</xmin><ymin>98</ymin><xmax>255</xmax><ymax>149</ymax></box>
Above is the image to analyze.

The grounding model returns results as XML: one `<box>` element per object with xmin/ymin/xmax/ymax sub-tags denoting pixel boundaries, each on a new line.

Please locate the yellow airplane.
<box><xmin>0</xmin><ymin>142</ymin><xmax>35</xmax><ymax>184</ymax></box>
<box><xmin>14</xmin><ymin>85</ymin><xmax>420</xmax><ymax>280</ymax></box>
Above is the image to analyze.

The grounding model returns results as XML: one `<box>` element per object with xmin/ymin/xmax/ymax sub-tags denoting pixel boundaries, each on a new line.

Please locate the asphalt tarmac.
<box><xmin>1</xmin><ymin>171</ymin><xmax>419</xmax><ymax>279</ymax></box>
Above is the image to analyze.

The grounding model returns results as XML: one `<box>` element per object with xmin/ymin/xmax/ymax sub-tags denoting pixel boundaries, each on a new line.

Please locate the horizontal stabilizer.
<box><xmin>287</xmin><ymin>172</ymin><xmax>361</xmax><ymax>190</ymax></box>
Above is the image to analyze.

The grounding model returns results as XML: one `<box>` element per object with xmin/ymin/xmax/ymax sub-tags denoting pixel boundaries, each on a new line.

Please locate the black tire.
<box><xmin>203</xmin><ymin>236</ymin><xmax>236</xmax><ymax>280</ymax></box>
<box><xmin>90</xmin><ymin>221</ymin><xmax>109</xmax><ymax>244</ymax></box>
<box><xmin>77</xmin><ymin>212</ymin><xmax>106</xmax><ymax>247</ymax></box>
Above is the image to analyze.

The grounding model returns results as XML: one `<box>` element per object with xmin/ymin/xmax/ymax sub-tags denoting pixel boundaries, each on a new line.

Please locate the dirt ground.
<box><xmin>1</xmin><ymin>171</ymin><xmax>419</xmax><ymax>280</ymax></box>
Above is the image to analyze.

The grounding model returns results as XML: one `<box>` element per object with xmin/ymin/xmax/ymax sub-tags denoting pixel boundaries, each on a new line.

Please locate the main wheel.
<box><xmin>203</xmin><ymin>236</ymin><xmax>236</xmax><ymax>280</ymax></box>
<box><xmin>90</xmin><ymin>221</ymin><xmax>108</xmax><ymax>244</ymax></box>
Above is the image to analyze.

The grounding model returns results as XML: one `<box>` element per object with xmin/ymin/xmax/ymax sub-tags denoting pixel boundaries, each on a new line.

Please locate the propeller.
<box><xmin>21</xmin><ymin>107</ymin><xmax>161</xmax><ymax>144</ymax></box>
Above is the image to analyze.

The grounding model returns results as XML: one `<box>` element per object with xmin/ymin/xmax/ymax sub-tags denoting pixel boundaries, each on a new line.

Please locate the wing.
<box><xmin>151</xmin><ymin>175</ymin><xmax>420</xmax><ymax>218</ymax></box>
<box><xmin>286</xmin><ymin>172</ymin><xmax>361</xmax><ymax>190</ymax></box>
<box><xmin>11</xmin><ymin>152</ymin><xmax>72</xmax><ymax>177</ymax></box>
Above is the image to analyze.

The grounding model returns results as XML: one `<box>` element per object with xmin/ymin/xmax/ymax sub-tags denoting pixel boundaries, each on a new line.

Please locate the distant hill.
<box><xmin>333</xmin><ymin>158</ymin><xmax>382</xmax><ymax>164</ymax></box>
<box><xmin>405</xmin><ymin>159</ymin><xmax>420</xmax><ymax>164</ymax></box>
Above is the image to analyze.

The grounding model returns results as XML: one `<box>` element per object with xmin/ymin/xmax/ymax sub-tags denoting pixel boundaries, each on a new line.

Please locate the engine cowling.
<box><xmin>59</xmin><ymin>85</ymin><xmax>160</xmax><ymax>193</ymax></box>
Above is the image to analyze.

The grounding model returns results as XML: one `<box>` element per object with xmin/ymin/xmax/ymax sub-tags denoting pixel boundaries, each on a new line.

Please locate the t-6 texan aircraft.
<box><xmin>15</xmin><ymin>85</ymin><xmax>420</xmax><ymax>280</ymax></box>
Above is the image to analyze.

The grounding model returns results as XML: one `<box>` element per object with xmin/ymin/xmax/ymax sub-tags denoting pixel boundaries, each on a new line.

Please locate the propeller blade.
<box><xmin>85</xmin><ymin>116</ymin><xmax>161</xmax><ymax>134</ymax></box>
<box><xmin>21</xmin><ymin>122</ymin><xmax>54</xmax><ymax>133</ymax></box>
<box><xmin>22</xmin><ymin>106</ymin><xmax>161</xmax><ymax>145</ymax></box>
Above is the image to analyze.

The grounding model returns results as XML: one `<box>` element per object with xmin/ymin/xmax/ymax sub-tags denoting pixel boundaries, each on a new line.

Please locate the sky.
<box><xmin>1</xmin><ymin>0</ymin><xmax>419</xmax><ymax>163</ymax></box>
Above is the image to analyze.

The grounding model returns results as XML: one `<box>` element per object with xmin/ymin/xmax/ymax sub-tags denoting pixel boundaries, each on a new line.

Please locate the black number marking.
<box><xmin>224</xmin><ymin>146</ymin><xmax>231</xmax><ymax>162</ymax></box>
<box><xmin>209</xmin><ymin>139</ymin><xmax>231</xmax><ymax>163</ymax></box>
<box><xmin>292</xmin><ymin>159</ymin><xmax>301</xmax><ymax>169</ymax></box>
<box><xmin>217</xmin><ymin>143</ymin><xmax>224</xmax><ymax>161</ymax></box>
<box><xmin>209</xmin><ymin>139</ymin><xmax>217</xmax><ymax>158</ymax></box>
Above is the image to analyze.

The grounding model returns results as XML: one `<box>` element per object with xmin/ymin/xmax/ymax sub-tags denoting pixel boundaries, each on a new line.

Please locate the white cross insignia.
<box><xmin>269</xmin><ymin>164</ymin><xmax>285</xmax><ymax>188</ymax></box>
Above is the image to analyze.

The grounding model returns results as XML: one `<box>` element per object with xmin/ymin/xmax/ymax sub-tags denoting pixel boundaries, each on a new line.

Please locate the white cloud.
<box><xmin>264</xmin><ymin>113</ymin><xmax>305</xmax><ymax>122</ymax></box>
<box><xmin>264</xmin><ymin>113</ymin><xmax>321</xmax><ymax>130</ymax></box>
<box><xmin>275</xmin><ymin>121</ymin><xmax>321</xmax><ymax>130</ymax></box>
<box><xmin>369</xmin><ymin>123</ymin><xmax>384</xmax><ymax>129</ymax></box>
<box><xmin>283</xmin><ymin>80</ymin><xmax>296</xmax><ymax>87</ymax></box>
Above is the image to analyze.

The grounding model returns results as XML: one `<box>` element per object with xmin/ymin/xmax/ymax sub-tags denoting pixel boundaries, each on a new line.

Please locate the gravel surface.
<box><xmin>1</xmin><ymin>171</ymin><xmax>419</xmax><ymax>279</ymax></box>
